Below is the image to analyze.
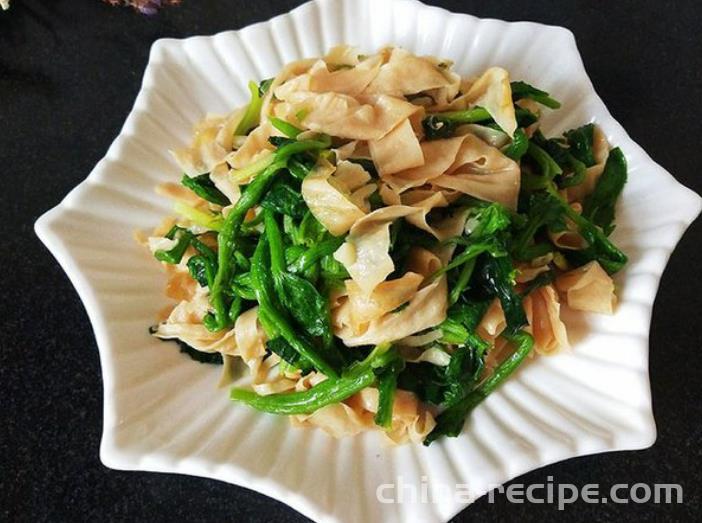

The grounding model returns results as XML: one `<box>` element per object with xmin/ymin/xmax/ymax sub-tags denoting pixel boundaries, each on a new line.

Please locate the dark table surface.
<box><xmin>2</xmin><ymin>0</ymin><xmax>701</xmax><ymax>521</ymax></box>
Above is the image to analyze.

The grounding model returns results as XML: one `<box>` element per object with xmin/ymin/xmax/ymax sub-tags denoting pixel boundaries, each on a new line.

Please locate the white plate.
<box><xmin>34</xmin><ymin>0</ymin><xmax>701</xmax><ymax>521</ymax></box>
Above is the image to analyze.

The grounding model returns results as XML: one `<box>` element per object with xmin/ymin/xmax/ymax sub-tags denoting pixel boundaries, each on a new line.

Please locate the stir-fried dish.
<box><xmin>138</xmin><ymin>46</ymin><xmax>627</xmax><ymax>445</ymax></box>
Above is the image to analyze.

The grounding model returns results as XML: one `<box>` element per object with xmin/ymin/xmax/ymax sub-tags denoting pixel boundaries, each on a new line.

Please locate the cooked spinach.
<box><xmin>510</xmin><ymin>80</ymin><xmax>561</xmax><ymax>109</ymax></box>
<box><xmin>424</xmin><ymin>331</ymin><xmax>533</xmax><ymax>444</ymax></box>
<box><xmin>502</xmin><ymin>128</ymin><xmax>529</xmax><ymax>161</ymax></box>
<box><xmin>230</xmin><ymin>344</ymin><xmax>398</xmax><ymax>415</ymax></box>
<box><xmin>181</xmin><ymin>173</ymin><xmax>230</xmax><ymax>206</ymax></box>
<box><xmin>476</xmin><ymin>255</ymin><xmax>527</xmax><ymax>335</ymax></box>
<box><xmin>582</xmin><ymin>147</ymin><xmax>627</xmax><ymax>235</ymax></box>
<box><xmin>187</xmin><ymin>255</ymin><xmax>215</xmax><ymax>287</ymax></box>
<box><xmin>565</xmin><ymin>123</ymin><xmax>596</xmax><ymax>167</ymax></box>
<box><xmin>261</xmin><ymin>177</ymin><xmax>307</xmax><ymax>219</ymax></box>
<box><xmin>374</xmin><ymin>357</ymin><xmax>405</xmax><ymax>429</ymax></box>
<box><xmin>266</xmin><ymin>337</ymin><xmax>314</xmax><ymax>373</ymax></box>
<box><xmin>154</xmin><ymin>225</ymin><xmax>192</xmax><ymax>264</ymax></box>
<box><xmin>235</xmin><ymin>80</ymin><xmax>264</xmax><ymax>136</ymax></box>
<box><xmin>422</xmin><ymin>107</ymin><xmax>492</xmax><ymax>139</ymax></box>
<box><xmin>208</xmin><ymin>135</ymin><xmax>333</xmax><ymax>330</ymax></box>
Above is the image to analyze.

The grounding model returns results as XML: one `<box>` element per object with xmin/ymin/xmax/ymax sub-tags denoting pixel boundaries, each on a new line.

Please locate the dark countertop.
<box><xmin>1</xmin><ymin>1</ymin><xmax>700</xmax><ymax>521</ymax></box>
